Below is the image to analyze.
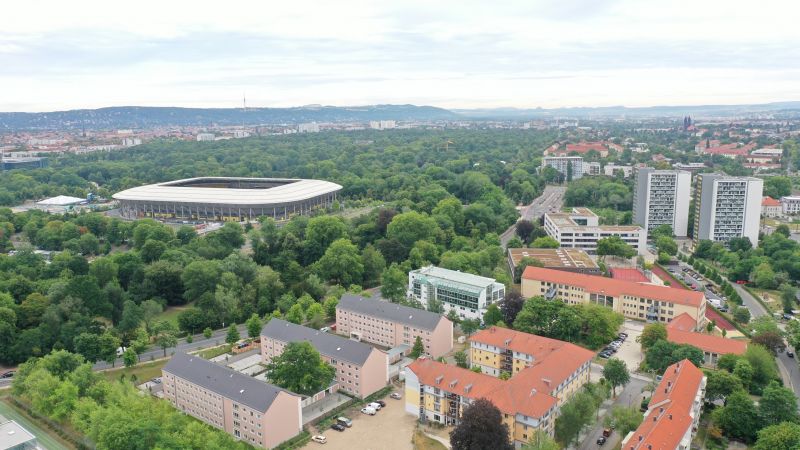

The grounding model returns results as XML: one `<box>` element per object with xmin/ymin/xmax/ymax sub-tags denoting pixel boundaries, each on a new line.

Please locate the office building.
<box><xmin>404</xmin><ymin>327</ymin><xmax>593</xmax><ymax>444</ymax></box>
<box><xmin>621</xmin><ymin>360</ymin><xmax>706</xmax><ymax>450</ymax></box>
<box><xmin>408</xmin><ymin>266</ymin><xmax>505</xmax><ymax>320</ymax></box>
<box><xmin>666</xmin><ymin>313</ymin><xmax>746</xmax><ymax>368</ymax></box>
<box><xmin>632</xmin><ymin>168</ymin><xmax>692</xmax><ymax>236</ymax></box>
<box><xmin>543</xmin><ymin>208</ymin><xmax>646</xmax><ymax>255</ymax></box>
<box><xmin>507</xmin><ymin>248</ymin><xmax>600</xmax><ymax>276</ymax></box>
<box><xmin>261</xmin><ymin>319</ymin><xmax>388</xmax><ymax>398</ymax></box>
<box><xmin>336</xmin><ymin>294</ymin><xmax>454</xmax><ymax>358</ymax></box>
<box><xmin>521</xmin><ymin>267</ymin><xmax>706</xmax><ymax>325</ymax></box>
<box><xmin>693</xmin><ymin>174</ymin><xmax>763</xmax><ymax>247</ymax></box>
<box><xmin>541</xmin><ymin>156</ymin><xmax>584</xmax><ymax>180</ymax></box>
<box><xmin>162</xmin><ymin>352</ymin><xmax>302</xmax><ymax>449</ymax></box>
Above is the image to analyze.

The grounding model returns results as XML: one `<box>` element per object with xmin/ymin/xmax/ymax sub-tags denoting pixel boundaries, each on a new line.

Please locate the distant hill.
<box><xmin>0</xmin><ymin>104</ymin><xmax>459</xmax><ymax>130</ymax></box>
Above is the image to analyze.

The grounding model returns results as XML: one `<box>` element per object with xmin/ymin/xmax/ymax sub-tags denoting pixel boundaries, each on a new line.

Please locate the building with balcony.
<box><xmin>621</xmin><ymin>360</ymin><xmax>706</xmax><ymax>450</ymax></box>
<box><xmin>541</xmin><ymin>156</ymin><xmax>584</xmax><ymax>180</ymax></box>
<box><xmin>543</xmin><ymin>208</ymin><xmax>646</xmax><ymax>255</ymax></box>
<box><xmin>336</xmin><ymin>294</ymin><xmax>453</xmax><ymax>358</ymax></box>
<box><xmin>632</xmin><ymin>168</ymin><xmax>692</xmax><ymax>237</ymax></box>
<box><xmin>693</xmin><ymin>174</ymin><xmax>762</xmax><ymax>247</ymax></box>
<box><xmin>162</xmin><ymin>352</ymin><xmax>302</xmax><ymax>449</ymax></box>
<box><xmin>781</xmin><ymin>196</ymin><xmax>800</xmax><ymax>216</ymax></box>
<box><xmin>261</xmin><ymin>319</ymin><xmax>388</xmax><ymax>398</ymax></box>
<box><xmin>521</xmin><ymin>267</ymin><xmax>706</xmax><ymax>325</ymax></box>
<box><xmin>408</xmin><ymin>266</ymin><xmax>505</xmax><ymax>321</ymax></box>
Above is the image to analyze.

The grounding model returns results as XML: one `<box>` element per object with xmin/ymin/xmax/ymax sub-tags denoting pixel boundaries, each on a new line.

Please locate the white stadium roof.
<box><xmin>112</xmin><ymin>177</ymin><xmax>342</xmax><ymax>205</ymax></box>
<box><xmin>36</xmin><ymin>195</ymin><xmax>86</xmax><ymax>206</ymax></box>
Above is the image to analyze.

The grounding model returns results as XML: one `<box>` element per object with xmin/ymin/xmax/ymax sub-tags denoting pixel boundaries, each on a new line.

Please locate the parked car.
<box><xmin>311</xmin><ymin>435</ymin><xmax>327</xmax><ymax>444</ymax></box>
<box><xmin>598</xmin><ymin>352</ymin><xmax>611</xmax><ymax>359</ymax></box>
<box><xmin>331</xmin><ymin>423</ymin><xmax>346</xmax><ymax>432</ymax></box>
<box><xmin>618</xmin><ymin>332</ymin><xmax>628</xmax><ymax>339</ymax></box>
<box><xmin>788</xmin><ymin>351</ymin><xmax>795</xmax><ymax>358</ymax></box>
<box><xmin>361</xmin><ymin>407</ymin><xmax>377</xmax><ymax>415</ymax></box>
<box><xmin>337</xmin><ymin>417</ymin><xmax>352</xmax><ymax>427</ymax></box>
<box><xmin>390</xmin><ymin>392</ymin><xmax>402</xmax><ymax>400</ymax></box>
<box><xmin>320</xmin><ymin>327</ymin><xmax>331</xmax><ymax>333</ymax></box>
<box><xmin>375</xmin><ymin>400</ymin><xmax>386</xmax><ymax>407</ymax></box>
<box><xmin>368</xmin><ymin>402</ymin><xmax>382</xmax><ymax>410</ymax></box>
<box><xmin>603</xmin><ymin>428</ymin><xmax>612</xmax><ymax>437</ymax></box>
<box><xmin>597</xmin><ymin>436</ymin><xmax>607</xmax><ymax>445</ymax></box>
<box><xmin>0</xmin><ymin>371</ymin><xmax>14</xmax><ymax>379</ymax></box>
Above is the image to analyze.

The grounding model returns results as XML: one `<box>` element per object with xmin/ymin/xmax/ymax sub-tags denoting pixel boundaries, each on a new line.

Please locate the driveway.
<box><xmin>577</xmin><ymin>376</ymin><xmax>649</xmax><ymax>450</ymax></box>
<box><xmin>303</xmin><ymin>394</ymin><xmax>416</xmax><ymax>450</ymax></box>
<box><xmin>607</xmin><ymin>321</ymin><xmax>644</xmax><ymax>373</ymax></box>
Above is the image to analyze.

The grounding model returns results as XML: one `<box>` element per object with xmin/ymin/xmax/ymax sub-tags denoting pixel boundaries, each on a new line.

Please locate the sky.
<box><xmin>2</xmin><ymin>0</ymin><xmax>800</xmax><ymax>111</ymax></box>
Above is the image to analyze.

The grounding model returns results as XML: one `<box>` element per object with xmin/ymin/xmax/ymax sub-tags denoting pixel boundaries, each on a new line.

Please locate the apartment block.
<box><xmin>781</xmin><ymin>196</ymin><xmax>800</xmax><ymax>215</ymax></box>
<box><xmin>521</xmin><ymin>267</ymin><xmax>706</xmax><ymax>325</ymax></box>
<box><xmin>162</xmin><ymin>352</ymin><xmax>302</xmax><ymax>449</ymax></box>
<box><xmin>543</xmin><ymin>208</ymin><xmax>646</xmax><ymax>255</ymax></box>
<box><xmin>666</xmin><ymin>313</ymin><xmax>746</xmax><ymax>368</ymax></box>
<box><xmin>632</xmin><ymin>168</ymin><xmax>692</xmax><ymax>236</ymax></box>
<box><xmin>336</xmin><ymin>294</ymin><xmax>453</xmax><ymax>358</ymax></box>
<box><xmin>408</xmin><ymin>266</ymin><xmax>505</xmax><ymax>320</ymax></box>
<box><xmin>541</xmin><ymin>156</ymin><xmax>584</xmax><ymax>180</ymax></box>
<box><xmin>621</xmin><ymin>360</ymin><xmax>706</xmax><ymax>450</ymax></box>
<box><xmin>404</xmin><ymin>327</ymin><xmax>593</xmax><ymax>445</ymax></box>
<box><xmin>761</xmin><ymin>196</ymin><xmax>782</xmax><ymax>218</ymax></box>
<box><xmin>693</xmin><ymin>173</ymin><xmax>763</xmax><ymax>247</ymax></box>
<box><xmin>261</xmin><ymin>319</ymin><xmax>388</xmax><ymax>398</ymax></box>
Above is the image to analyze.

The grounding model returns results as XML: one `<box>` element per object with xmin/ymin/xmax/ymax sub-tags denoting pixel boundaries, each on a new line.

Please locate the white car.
<box><xmin>368</xmin><ymin>402</ymin><xmax>382</xmax><ymax>410</ymax></box>
<box><xmin>311</xmin><ymin>435</ymin><xmax>327</xmax><ymax>444</ymax></box>
<box><xmin>361</xmin><ymin>407</ymin><xmax>377</xmax><ymax>415</ymax></box>
<box><xmin>390</xmin><ymin>392</ymin><xmax>402</xmax><ymax>400</ymax></box>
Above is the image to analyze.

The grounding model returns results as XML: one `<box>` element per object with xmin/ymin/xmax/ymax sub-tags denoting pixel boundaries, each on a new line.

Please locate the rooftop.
<box><xmin>337</xmin><ymin>294</ymin><xmax>447</xmax><ymax>331</ymax></box>
<box><xmin>470</xmin><ymin>326</ymin><xmax>595</xmax><ymax>364</ymax></box>
<box><xmin>410</xmin><ymin>266</ymin><xmax>500</xmax><ymax>289</ymax></box>
<box><xmin>666</xmin><ymin>313</ymin><xmax>747</xmax><ymax>356</ymax></box>
<box><xmin>0</xmin><ymin>421</ymin><xmax>36</xmax><ymax>449</ymax></box>
<box><xmin>36</xmin><ymin>195</ymin><xmax>85</xmax><ymax>206</ymax></box>
<box><xmin>522</xmin><ymin>267</ymin><xmax>705</xmax><ymax>308</ymax></box>
<box><xmin>262</xmin><ymin>318</ymin><xmax>377</xmax><ymax>365</ymax></box>
<box><xmin>507</xmin><ymin>248</ymin><xmax>598</xmax><ymax>270</ymax></box>
<box><xmin>762</xmin><ymin>196</ymin><xmax>781</xmax><ymax>207</ymax></box>
<box><xmin>163</xmin><ymin>352</ymin><xmax>294</xmax><ymax>413</ymax></box>
<box><xmin>610</xmin><ymin>268</ymin><xmax>650</xmax><ymax>283</ymax></box>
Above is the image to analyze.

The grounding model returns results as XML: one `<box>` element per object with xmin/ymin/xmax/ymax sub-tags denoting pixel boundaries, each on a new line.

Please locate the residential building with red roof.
<box><xmin>404</xmin><ymin>327</ymin><xmax>594</xmax><ymax>444</ymax></box>
<box><xmin>621</xmin><ymin>360</ymin><xmax>706</xmax><ymax>450</ymax></box>
<box><xmin>666</xmin><ymin>313</ymin><xmax>747</xmax><ymax>367</ymax></box>
<box><xmin>762</xmin><ymin>196</ymin><xmax>783</xmax><ymax>218</ymax></box>
<box><xmin>521</xmin><ymin>267</ymin><xmax>706</xmax><ymax>325</ymax></box>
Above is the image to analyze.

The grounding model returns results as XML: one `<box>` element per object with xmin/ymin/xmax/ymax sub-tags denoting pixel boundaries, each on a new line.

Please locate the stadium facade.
<box><xmin>112</xmin><ymin>177</ymin><xmax>342</xmax><ymax>221</ymax></box>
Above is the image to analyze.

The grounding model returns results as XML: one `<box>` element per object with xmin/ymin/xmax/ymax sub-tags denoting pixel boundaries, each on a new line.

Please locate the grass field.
<box><xmin>412</xmin><ymin>430</ymin><xmax>448</xmax><ymax>450</ymax></box>
<box><xmin>154</xmin><ymin>303</ymin><xmax>193</xmax><ymax>326</ymax></box>
<box><xmin>101</xmin><ymin>359</ymin><xmax>168</xmax><ymax>383</ymax></box>
<box><xmin>197</xmin><ymin>344</ymin><xmax>232</xmax><ymax>360</ymax></box>
<box><xmin>0</xmin><ymin>398</ymin><xmax>73</xmax><ymax>450</ymax></box>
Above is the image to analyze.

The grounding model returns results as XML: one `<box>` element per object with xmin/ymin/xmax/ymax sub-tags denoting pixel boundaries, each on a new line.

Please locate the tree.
<box><xmin>764</xmin><ymin>176</ymin><xmax>792</xmax><ymax>199</ymax></box>
<box><xmin>449</xmin><ymin>398</ymin><xmax>513</xmax><ymax>450</ymax></box>
<box><xmin>733</xmin><ymin>306</ymin><xmax>751</xmax><ymax>324</ymax></box>
<box><xmin>754</xmin><ymin>422</ymin><xmax>800</xmax><ymax>450</ymax></box>
<box><xmin>380</xmin><ymin>264</ymin><xmax>407</xmax><ymax>302</ymax></box>
<box><xmin>306</xmin><ymin>302</ymin><xmax>326</xmax><ymax>329</ymax></box>
<box><xmin>520</xmin><ymin>430</ymin><xmax>559</xmax><ymax>450</ymax></box>
<box><xmin>316</xmin><ymin>239</ymin><xmax>364</xmax><ymax>286</ymax></box>
<box><xmin>704</xmin><ymin>370</ymin><xmax>744</xmax><ymax>402</ymax></box>
<box><xmin>203</xmin><ymin>327</ymin><xmax>213</xmax><ymax>339</ymax></box>
<box><xmin>225</xmin><ymin>324</ymin><xmax>240</xmax><ymax>345</ymax></box>
<box><xmin>285</xmin><ymin>303</ymin><xmax>305</xmax><ymax>324</ymax></box>
<box><xmin>513</xmin><ymin>257</ymin><xmax>544</xmax><ymax>283</ymax></box>
<box><xmin>744</xmin><ymin>344</ymin><xmax>780</xmax><ymax>393</ymax></box>
<box><xmin>152</xmin><ymin>321</ymin><xmax>178</xmax><ymax>357</ymax></box>
<box><xmin>645</xmin><ymin>341</ymin><xmax>703</xmax><ymax>373</ymax></box>
<box><xmin>713</xmin><ymin>390</ymin><xmax>760</xmax><ymax>443</ymax></box>
<box><xmin>638</xmin><ymin>323</ymin><xmax>667</xmax><ymax>351</ymax></box>
<box><xmin>603</xmin><ymin>358</ymin><xmax>630</xmax><ymax>397</ymax></box>
<box><xmin>752</xmin><ymin>331</ymin><xmax>786</xmax><ymax>355</ymax></box>
<box><xmin>483</xmin><ymin>304</ymin><xmax>503</xmax><ymax>326</ymax></box>
<box><xmin>555</xmin><ymin>389</ymin><xmax>598</xmax><ymax>447</ymax></box>
<box><xmin>780</xmin><ymin>283</ymin><xmax>797</xmax><ymax>313</ymax></box>
<box><xmin>499</xmin><ymin>291</ymin><xmax>525</xmax><ymax>325</ymax></box>
<box><xmin>655</xmin><ymin>235</ymin><xmax>678</xmax><ymax>256</ymax></box>
<box><xmin>760</xmin><ymin>381</ymin><xmax>799</xmax><ymax>427</ymax></box>
<box><xmin>360</xmin><ymin>244</ymin><xmax>386</xmax><ymax>287</ymax></box>
<box><xmin>596</xmin><ymin>236</ymin><xmax>637</xmax><ymax>259</ymax></box>
<box><xmin>123</xmin><ymin>348</ymin><xmax>137</xmax><ymax>368</ymax></box>
<box><xmin>304</xmin><ymin>216</ymin><xmax>349</xmax><ymax>262</ymax></box>
<box><xmin>264</xmin><ymin>342</ymin><xmax>335</xmax><ymax>396</ymax></box>
<box><xmin>604</xmin><ymin>406</ymin><xmax>643</xmax><ymax>435</ymax></box>
<box><xmin>453</xmin><ymin>350</ymin><xmax>468</xmax><ymax>368</ymax></box>
<box><xmin>410</xmin><ymin>336</ymin><xmax>425</xmax><ymax>358</ymax></box>
<box><xmin>531</xmin><ymin>236</ymin><xmax>559</xmax><ymax>249</ymax></box>
<box><xmin>734</xmin><ymin>359</ymin><xmax>754</xmax><ymax>390</ymax></box>
<box><xmin>245</xmin><ymin>313</ymin><xmax>262</xmax><ymax>339</ymax></box>
<box><xmin>460</xmin><ymin>318</ymin><xmax>480</xmax><ymax>336</ymax></box>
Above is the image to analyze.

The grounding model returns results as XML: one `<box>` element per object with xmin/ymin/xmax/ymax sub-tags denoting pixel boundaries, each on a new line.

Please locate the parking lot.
<box><xmin>600</xmin><ymin>320</ymin><xmax>644</xmax><ymax>372</ymax></box>
<box><xmin>303</xmin><ymin>394</ymin><xmax>417</xmax><ymax>450</ymax></box>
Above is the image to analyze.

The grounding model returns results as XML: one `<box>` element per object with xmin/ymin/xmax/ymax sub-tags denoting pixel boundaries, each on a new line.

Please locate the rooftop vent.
<box><xmin>240</xmin><ymin>389</ymin><xmax>244</xmax><ymax>394</ymax></box>
<box><xmin>530</xmin><ymin>388</ymin><xmax>537</xmax><ymax>396</ymax></box>
<box><xmin>435</xmin><ymin>375</ymin><xmax>444</xmax><ymax>385</ymax></box>
<box><xmin>449</xmin><ymin>379</ymin><xmax>458</xmax><ymax>388</ymax></box>
<box><xmin>504</xmin><ymin>338</ymin><xmax>512</xmax><ymax>346</ymax></box>
<box><xmin>464</xmin><ymin>384</ymin><xmax>473</xmax><ymax>393</ymax></box>
<box><xmin>638</xmin><ymin>436</ymin><xmax>643</xmax><ymax>442</ymax></box>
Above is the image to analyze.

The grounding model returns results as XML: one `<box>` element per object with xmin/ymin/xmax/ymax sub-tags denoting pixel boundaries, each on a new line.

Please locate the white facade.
<box><xmin>603</xmin><ymin>163</ymin><xmax>634</xmax><ymax>178</ymax></box>
<box><xmin>584</xmin><ymin>162</ymin><xmax>601</xmax><ymax>176</ymax></box>
<box><xmin>782</xmin><ymin>196</ymin><xmax>800</xmax><ymax>215</ymax></box>
<box><xmin>541</xmin><ymin>156</ymin><xmax>584</xmax><ymax>180</ymax></box>
<box><xmin>408</xmin><ymin>266</ymin><xmax>505</xmax><ymax>321</ymax></box>
<box><xmin>298</xmin><ymin>122</ymin><xmax>320</xmax><ymax>133</ymax></box>
<box><xmin>543</xmin><ymin>208</ymin><xmax>646</xmax><ymax>255</ymax></box>
<box><xmin>693</xmin><ymin>174</ymin><xmax>763</xmax><ymax>247</ymax></box>
<box><xmin>632</xmin><ymin>168</ymin><xmax>692</xmax><ymax>237</ymax></box>
<box><xmin>369</xmin><ymin>120</ymin><xmax>396</xmax><ymax>130</ymax></box>
<box><xmin>196</xmin><ymin>133</ymin><xmax>215</xmax><ymax>142</ymax></box>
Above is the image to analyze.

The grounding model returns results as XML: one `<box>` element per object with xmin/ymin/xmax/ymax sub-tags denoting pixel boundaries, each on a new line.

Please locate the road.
<box><xmin>0</xmin><ymin>323</ymin><xmax>249</xmax><ymax>388</ymax></box>
<box><xmin>500</xmin><ymin>185</ymin><xmax>566</xmax><ymax>247</ymax></box>
<box><xmin>578</xmin><ymin>368</ymin><xmax>649</xmax><ymax>450</ymax></box>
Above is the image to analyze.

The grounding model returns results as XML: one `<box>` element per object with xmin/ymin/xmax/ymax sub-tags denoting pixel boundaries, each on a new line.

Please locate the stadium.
<box><xmin>112</xmin><ymin>177</ymin><xmax>342</xmax><ymax>221</ymax></box>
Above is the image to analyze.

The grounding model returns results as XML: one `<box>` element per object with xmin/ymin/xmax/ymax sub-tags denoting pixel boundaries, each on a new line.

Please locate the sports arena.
<box><xmin>112</xmin><ymin>177</ymin><xmax>342</xmax><ymax>221</ymax></box>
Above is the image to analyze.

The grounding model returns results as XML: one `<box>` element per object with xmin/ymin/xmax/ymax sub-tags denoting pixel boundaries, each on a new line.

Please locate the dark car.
<box><xmin>376</xmin><ymin>400</ymin><xmax>386</xmax><ymax>407</ymax></box>
<box><xmin>0</xmin><ymin>371</ymin><xmax>14</xmax><ymax>379</ymax></box>
<box><xmin>597</xmin><ymin>436</ymin><xmax>607</xmax><ymax>445</ymax></box>
<box><xmin>603</xmin><ymin>428</ymin><xmax>612</xmax><ymax>437</ymax></box>
<box><xmin>331</xmin><ymin>423</ymin><xmax>346</xmax><ymax>432</ymax></box>
<box><xmin>788</xmin><ymin>351</ymin><xmax>795</xmax><ymax>358</ymax></box>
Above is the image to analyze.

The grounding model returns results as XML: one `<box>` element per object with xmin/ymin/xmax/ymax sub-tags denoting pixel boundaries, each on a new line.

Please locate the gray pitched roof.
<box><xmin>337</xmin><ymin>294</ymin><xmax>445</xmax><ymax>331</ymax></box>
<box><xmin>163</xmin><ymin>352</ymin><xmax>294</xmax><ymax>412</ymax></box>
<box><xmin>261</xmin><ymin>318</ymin><xmax>375</xmax><ymax>365</ymax></box>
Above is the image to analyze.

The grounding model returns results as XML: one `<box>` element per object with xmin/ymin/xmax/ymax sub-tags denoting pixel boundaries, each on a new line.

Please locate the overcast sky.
<box><xmin>2</xmin><ymin>0</ymin><xmax>800</xmax><ymax>111</ymax></box>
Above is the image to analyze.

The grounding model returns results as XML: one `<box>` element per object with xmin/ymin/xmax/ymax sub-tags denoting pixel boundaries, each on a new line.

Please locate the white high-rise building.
<box><xmin>693</xmin><ymin>174</ymin><xmax>763</xmax><ymax>247</ymax></box>
<box><xmin>632</xmin><ymin>168</ymin><xmax>692</xmax><ymax>237</ymax></box>
<box><xmin>541</xmin><ymin>156</ymin><xmax>584</xmax><ymax>180</ymax></box>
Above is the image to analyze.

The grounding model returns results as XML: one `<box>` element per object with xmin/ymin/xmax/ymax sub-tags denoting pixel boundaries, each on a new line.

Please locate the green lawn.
<box><xmin>154</xmin><ymin>303</ymin><xmax>193</xmax><ymax>326</ymax></box>
<box><xmin>0</xmin><ymin>398</ymin><xmax>72</xmax><ymax>450</ymax></box>
<box><xmin>101</xmin><ymin>359</ymin><xmax>168</xmax><ymax>384</ymax></box>
<box><xmin>197</xmin><ymin>344</ymin><xmax>232</xmax><ymax>360</ymax></box>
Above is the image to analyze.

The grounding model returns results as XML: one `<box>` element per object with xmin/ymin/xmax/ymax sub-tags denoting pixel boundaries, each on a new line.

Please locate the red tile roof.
<box><xmin>666</xmin><ymin>313</ymin><xmax>697</xmax><ymax>332</ymax></box>
<box><xmin>470</xmin><ymin>326</ymin><xmax>593</xmax><ymax>361</ymax></box>
<box><xmin>762</xmin><ymin>196</ymin><xmax>781</xmax><ymax>207</ymax></box>
<box><xmin>610</xmin><ymin>268</ymin><xmax>650</xmax><ymax>283</ymax></box>
<box><xmin>666</xmin><ymin>328</ymin><xmax>747</xmax><ymax>356</ymax></box>
<box><xmin>522</xmin><ymin>267</ymin><xmax>705</xmax><ymax>308</ymax></box>
<box><xmin>624</xmin><ymin>360</ymin><xmax>704</xmax><ymax>450</ymax></box>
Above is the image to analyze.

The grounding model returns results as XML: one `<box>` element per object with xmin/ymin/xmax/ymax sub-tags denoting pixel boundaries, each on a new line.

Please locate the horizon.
<box><xmin>3</xmin><ymin>0</ymin><xmax>800</xmax><ymax>112</ymax></box>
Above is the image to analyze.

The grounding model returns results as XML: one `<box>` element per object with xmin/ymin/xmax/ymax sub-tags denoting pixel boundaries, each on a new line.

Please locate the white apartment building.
<box><xmin>543</xmin><ymin>208</ymin><xmax>646</xmax><ymax>255</ymax></box>
<box><xmin>782</xmin><ymin>196</ymin><xmax>800</xmax><ymax>215</ymax></box>
<box><xmin>369</xmin><ymin>120</ymin><xmax>396</xmax><ymax>130</ymax></box>
<box><xmin>298</xmin><ymin>122</ymin><xmax>320</xmax><ymax>133</ymax></box>
<box><xmin>632</xmin><ymin>168</ymin><xmax>692</xmax><ymax>236</ymax></box>
<box><xmin>541</xmin><ymin>156</ymin><xmax>584</xmax><ymax>180</ymax></box>
<box><xmin>584</xmin><ymin>162</ymin><xmax>601</xmax><ymax>175</ymax></box>
<box><xmin>693</xmin><ymin>174</ymin><xmax>763</xmax><ymax>247</ymax></box>
<box><xmin>196</xmin><ymin>133</ymin><xmax>215</xmax><ymax>142</ymax></box>
<box><xmin>408</xmin><ymin>266</ymin><xmax>505</xmax><ymax>321</ymax></box>
<box><xmin>604</xmin><ymin>163</ymin><xmax>635</xmax><ymax>178</ymax></box>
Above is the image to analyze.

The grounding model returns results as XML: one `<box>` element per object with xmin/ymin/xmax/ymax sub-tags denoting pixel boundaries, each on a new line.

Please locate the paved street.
<box><xmin>500</xmin><ymin>185</ymin><xmax>566</xmax><ymax>247</ymax></box>
<box><xmin>578</xmin><ymin>372</ymin><xmax>649</xmax><ymax>450</ymax></box>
